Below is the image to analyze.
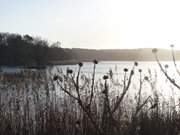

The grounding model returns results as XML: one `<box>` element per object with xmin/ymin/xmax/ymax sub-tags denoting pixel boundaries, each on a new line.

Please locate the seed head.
<box><xmin>144</xmin><ymin>76</ymin><xmax>149</xmax><ymax>81</ymax></box>
<box><xmin>53</xmin><ymin>75</ymin><xmax>59</xmax><ymax>81</ymax></box>
<box><xmin>138</xmin><ymin>69</ymin><xmax>142</xmax><ymax>73</ymax></box>
<box><xmin>78</xmin><ymin>62</ymin><xmax>83</xmax><ymax>67</ymax></box>
<box><xmin>165</xmin><ymin>64</ymin><xmax>169</xmax><ymax>69</ymax></box>
<box><xmin>93</xmin><ymin>59</ymin><xmax>98</xmax><ymax>64</ymax></box>
<box><xmin>67</xmin><ymin>69</ymin><xmax>73</xmax><ymax>74</ymax></box>
<box><xmin>131</xmin><ymin>70</ymin><xmax>134</xmax><ymax>75</ymax></box>
<box><xmin>103</xmin><ymin>75</ymin><xmax>109</xmax><ymax>80</ymax></box>
<box><xmin>134</xmin><ymin>61</ymin><xmax>138</xmax><ymax>66</ymax></box>
<box><xmin>124</xmin><ymin>68</ymin><xmax>128</xmax><ymax>72</ymax></box>
<box><xmin>152</xmin><ymin>48</ymin><xmax>158</xmax><ymax>54</ymax></box>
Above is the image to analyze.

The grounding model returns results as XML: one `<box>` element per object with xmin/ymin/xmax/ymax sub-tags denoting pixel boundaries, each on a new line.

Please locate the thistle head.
<box><xmin>124</xmin><ymin>68</ymin><xmax>128</xmax><ymax>72</ymax></box>
<box><xmin>152</xmin><ymin>48</ymin><xmax>158</xmax><ymax>54</ymax></box>
<box><xmin>103</xmin><ymin>75</ymin><xmax>109</xmax><ymax>80</ymax></box>
<box><xmin>67</xmin><ymin>69</ymin><xmax>73</xmax><ymax>74</ymax></box>
<box><xmin>138</xmin><ymin>69</ymin><xmax>142</xmax><ymax>73</ymax></box>
<box><xmin>131</xmin><ymin>70</ymin><xmax>134</xmax><ymax>75</ymax></box>
<box><xmin>78</xmin><ymin>62</ymin><xmax>83</xmax><ymax>67</ymax></box>
<box><xmin>53</xmin><ymin>75</ymin><xmax>59</xmax><ymax>81</ymax></box>
<box><xmin>134</xmin><ymin>61</ymin><xmax>138</xmax><ymax>66</ymax></box>
<box><xmin>144</xmin><ymin>76</ymin><xmax>149</xmax><ymax>81</ymax></box>
<box><xmin>165</xmin><ymin>64</ymin><xmax>169</xmax><ymax>69</ymax></box>
<box><xmin>93</xmin><ymin>59</ymin><xmax>98</xmax><ymax>64</ymax></box>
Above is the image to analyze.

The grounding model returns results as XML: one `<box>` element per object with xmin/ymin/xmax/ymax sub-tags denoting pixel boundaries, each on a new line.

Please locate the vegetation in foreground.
<box><xmin>1</xmin><ymin>49</ymin><xmax>180</xmax><ymax>135</ymax></box>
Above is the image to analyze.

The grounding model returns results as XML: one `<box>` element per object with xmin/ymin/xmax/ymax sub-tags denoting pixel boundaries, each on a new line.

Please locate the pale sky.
<box><xmin>1</xmin><ymin>0</ymin><xmax>180</xmax><ymax>49</ymax></box>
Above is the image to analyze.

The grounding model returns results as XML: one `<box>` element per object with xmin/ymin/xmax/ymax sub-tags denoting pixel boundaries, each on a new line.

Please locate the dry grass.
<box><xmin>0</xmin><ymin>62</ymin><xmax>180</xmax><ymax>135</ymax></box>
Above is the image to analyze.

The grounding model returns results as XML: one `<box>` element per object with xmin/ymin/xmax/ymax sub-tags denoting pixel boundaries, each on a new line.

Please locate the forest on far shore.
<box><xmin>1</xmin><ymin>32</ymin><xmax>180</xmax><ymax>67</ymax></box>
<box><xmin>0</xmin><ymin>32</ymin><xmax>76</xmax><ymax>66</ymax></box>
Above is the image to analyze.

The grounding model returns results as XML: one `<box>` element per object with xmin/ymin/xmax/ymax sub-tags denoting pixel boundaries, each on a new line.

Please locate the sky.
<box><xmin>1</xmin><ymin>0</ymin><xmax>180</xmax><ymax>49</ymax></box>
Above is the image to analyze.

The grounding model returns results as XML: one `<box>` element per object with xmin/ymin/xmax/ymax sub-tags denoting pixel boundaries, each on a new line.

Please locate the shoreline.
<box><xmin>0</xmin><ymin>59</ymin><xmax>180</xmax><ymax>68</ymax></box>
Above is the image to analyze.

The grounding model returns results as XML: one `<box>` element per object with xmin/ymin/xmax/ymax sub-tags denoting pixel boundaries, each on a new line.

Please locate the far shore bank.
<box><xmin>0</xmin><ymin>59</ymin><xmax>179</xmax><ymax>70</ymax></box>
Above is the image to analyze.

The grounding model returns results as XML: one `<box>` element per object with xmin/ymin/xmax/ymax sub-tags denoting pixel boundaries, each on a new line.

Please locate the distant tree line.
<box><xmin>71</xmin><ymin>48</ymin><xmax>180</xmax><ymax>61</ymax></box>
<box><xmin>0</xmin><ymin>33</ymin><xmax>76</xmax><ymax>66</ymax></box>
<box><xmin>1</xmin><ymin>32</ymin><xmax>178</xmax><ymax>67</ymax></box>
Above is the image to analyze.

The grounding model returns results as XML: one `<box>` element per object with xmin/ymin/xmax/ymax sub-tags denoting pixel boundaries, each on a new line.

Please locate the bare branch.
<box><xmin>111</xmin><ymin>69</ymin><xmax>134</xmax><ymax>114</ymax></box>
<box><xmin>155</xmin><ymin>54</ymin><xmax>180</xmax><ymax>90</ymax></box>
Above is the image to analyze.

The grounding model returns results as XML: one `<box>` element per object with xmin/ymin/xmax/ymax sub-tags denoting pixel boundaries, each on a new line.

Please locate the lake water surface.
<box><xmin>1</xmin><ymin>61</ymin><xmax>180</xmax><ymax>102</ymax></box>
<box><xmin>50</xmin><ymin>61</ymin><xmax>180</xmax><ymax>103</ymax></box>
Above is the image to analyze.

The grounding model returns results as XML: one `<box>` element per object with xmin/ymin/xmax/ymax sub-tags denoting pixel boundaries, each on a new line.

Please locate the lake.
<box><xmin>1</xmin><ymin>61</ymin><xmax>180</xmax><ymax>103</ymax></box>
<box><xmin>46</xmin><ymin>61</ymin><xmax>180</xmax><ymax>103</ymax></box>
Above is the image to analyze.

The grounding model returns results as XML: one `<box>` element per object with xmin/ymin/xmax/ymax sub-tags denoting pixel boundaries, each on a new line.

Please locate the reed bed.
<box><xmin>0</xmin><ymin>61</ymin><xmax>180</xmax><ymax>135</ymax></box>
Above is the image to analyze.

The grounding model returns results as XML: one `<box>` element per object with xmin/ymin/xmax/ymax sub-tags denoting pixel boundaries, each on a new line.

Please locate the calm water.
<box><xmin>53</xmin><ymin>61</ymin><xmax>159</xmax><ymax>75</ymax></box>
<box><xmin>1</xmin><ymin>61</ymin><xmax>180</xmax><ymax>102</ymax></box>
<box><xmin>49</xmin><ymin>61</ymin><xmax>180</xmax><ymax>103</ymax></box>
